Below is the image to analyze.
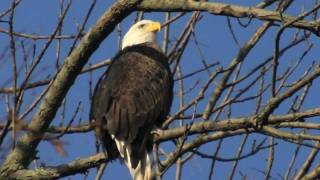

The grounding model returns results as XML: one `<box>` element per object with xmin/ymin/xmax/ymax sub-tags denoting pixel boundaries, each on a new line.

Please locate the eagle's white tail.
<box><xmin>114</xmin><ymin>138</ymin><xmax>152</xmax><ymax>180</ymax></box>
<box><xmin>125</xmin><ymin>151</ymin><xmax>152</xmax><ymax>180</ymax></box>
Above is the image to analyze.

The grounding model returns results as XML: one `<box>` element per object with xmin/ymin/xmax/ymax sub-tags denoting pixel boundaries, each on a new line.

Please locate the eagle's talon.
<box><xmin>254</xmin><ymin>119</ymin><xmax>264</xmax><ymax>130</ymax></box>
<box><xmin>151</xmin><ymin>128</ymin><xmax>163</xmax><ymax>137</ymax></box>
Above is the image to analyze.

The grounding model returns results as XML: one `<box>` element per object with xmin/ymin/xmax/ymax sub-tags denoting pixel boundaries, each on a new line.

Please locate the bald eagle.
<box><xmin>90</xmin><ymin>20</ymin><xmax>173</xmax><ymax>180</ymax></box>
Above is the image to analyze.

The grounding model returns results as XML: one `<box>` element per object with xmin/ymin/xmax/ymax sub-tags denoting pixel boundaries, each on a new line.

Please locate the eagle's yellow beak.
<box><xmin>146</xmin><ymin>22</ymin><xmax>161</xmax><ymax>32</ymax></box>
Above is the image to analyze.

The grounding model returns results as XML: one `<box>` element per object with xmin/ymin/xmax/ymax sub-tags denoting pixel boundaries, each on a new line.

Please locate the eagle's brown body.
<box><xmin>90</xmin><ymin>42</ymin><xmax>173</xmax><ymax>178</ymax></box>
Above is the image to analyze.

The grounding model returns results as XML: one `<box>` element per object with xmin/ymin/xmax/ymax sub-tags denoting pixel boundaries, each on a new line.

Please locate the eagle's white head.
<box><xmin>121</xmin><ymin>20</ymin><xmax>161</xmax><ymax>50</ymax></box>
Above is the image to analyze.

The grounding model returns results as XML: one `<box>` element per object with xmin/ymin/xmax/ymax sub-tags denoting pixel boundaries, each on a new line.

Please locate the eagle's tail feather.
<box><xmin>114</xmin><ymin>138</ymin><xmax>152</xmax><ymax>180</ymax></box>
<box><xmin>125</xmin><ymin>150</ymin><xmax>152</xmax><ymax>180</ymax></box>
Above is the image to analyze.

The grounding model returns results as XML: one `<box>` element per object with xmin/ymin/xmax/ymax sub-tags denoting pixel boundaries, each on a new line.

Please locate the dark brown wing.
<box><xmin>90</xmin><ymin>43</ymin><xmax>173</xmax><ymax>167</ymax></box>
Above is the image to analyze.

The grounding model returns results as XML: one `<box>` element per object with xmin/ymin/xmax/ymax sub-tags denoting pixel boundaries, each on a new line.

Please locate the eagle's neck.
<box><xmin>122</xmin><ymin>42</ymin><xmax>162</xmax><ymax>52</ymax></box>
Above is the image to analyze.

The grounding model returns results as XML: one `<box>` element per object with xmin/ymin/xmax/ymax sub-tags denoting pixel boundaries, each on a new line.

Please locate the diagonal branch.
<box><xmin>0</xmin><ymin>0</ymin><xmax>141</xmax><ymax>176</ymax></box>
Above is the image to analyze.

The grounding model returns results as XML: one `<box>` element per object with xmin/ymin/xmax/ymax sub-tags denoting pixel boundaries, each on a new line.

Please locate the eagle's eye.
<box><xmin>138</xmin><ymin>24</ymin><xmax>146</xmax><ymax>28</ymax></box>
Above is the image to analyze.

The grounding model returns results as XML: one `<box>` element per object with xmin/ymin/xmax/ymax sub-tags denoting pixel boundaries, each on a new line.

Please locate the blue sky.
<box><xmin>1</xmin><ymin>0</ymin><xmax>320</xmax><ymax>179</ymax></box>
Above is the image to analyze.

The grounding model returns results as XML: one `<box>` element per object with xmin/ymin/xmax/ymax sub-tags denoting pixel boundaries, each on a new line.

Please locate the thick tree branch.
<box><xmin>0</xmin><ymin>0</ymin><xmax>141</xmax><ymax>176</ymax></box>
<box><xmin>155</xmin><ymin>108</ymin><xmax>320</xmax><ymax>142</ymax></box>
<box><xmin>137</xmin><ymin>0</ymin><xmax>320</xmax><ymax>36</ymax></box>
<box><xmin>301</xmin><ymin>166</ymin><xmax>320</xmax><ymax>180</ymax></box>
<box><xmin>11</xmin><ymin>153</ymin><xmax>108</xmax><ymax>180</ymax></box>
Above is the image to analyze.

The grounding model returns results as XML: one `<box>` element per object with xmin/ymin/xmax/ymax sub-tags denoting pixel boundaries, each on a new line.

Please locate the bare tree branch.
<box><xmin>137</xmin><ymin>0</ymin><xmax>320</xmax><ymax>36</ymax></box>
<box><xmin>11</xmin><ymin>153</ymin><xmax>108</xmax><ymax>180</ymax></box>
